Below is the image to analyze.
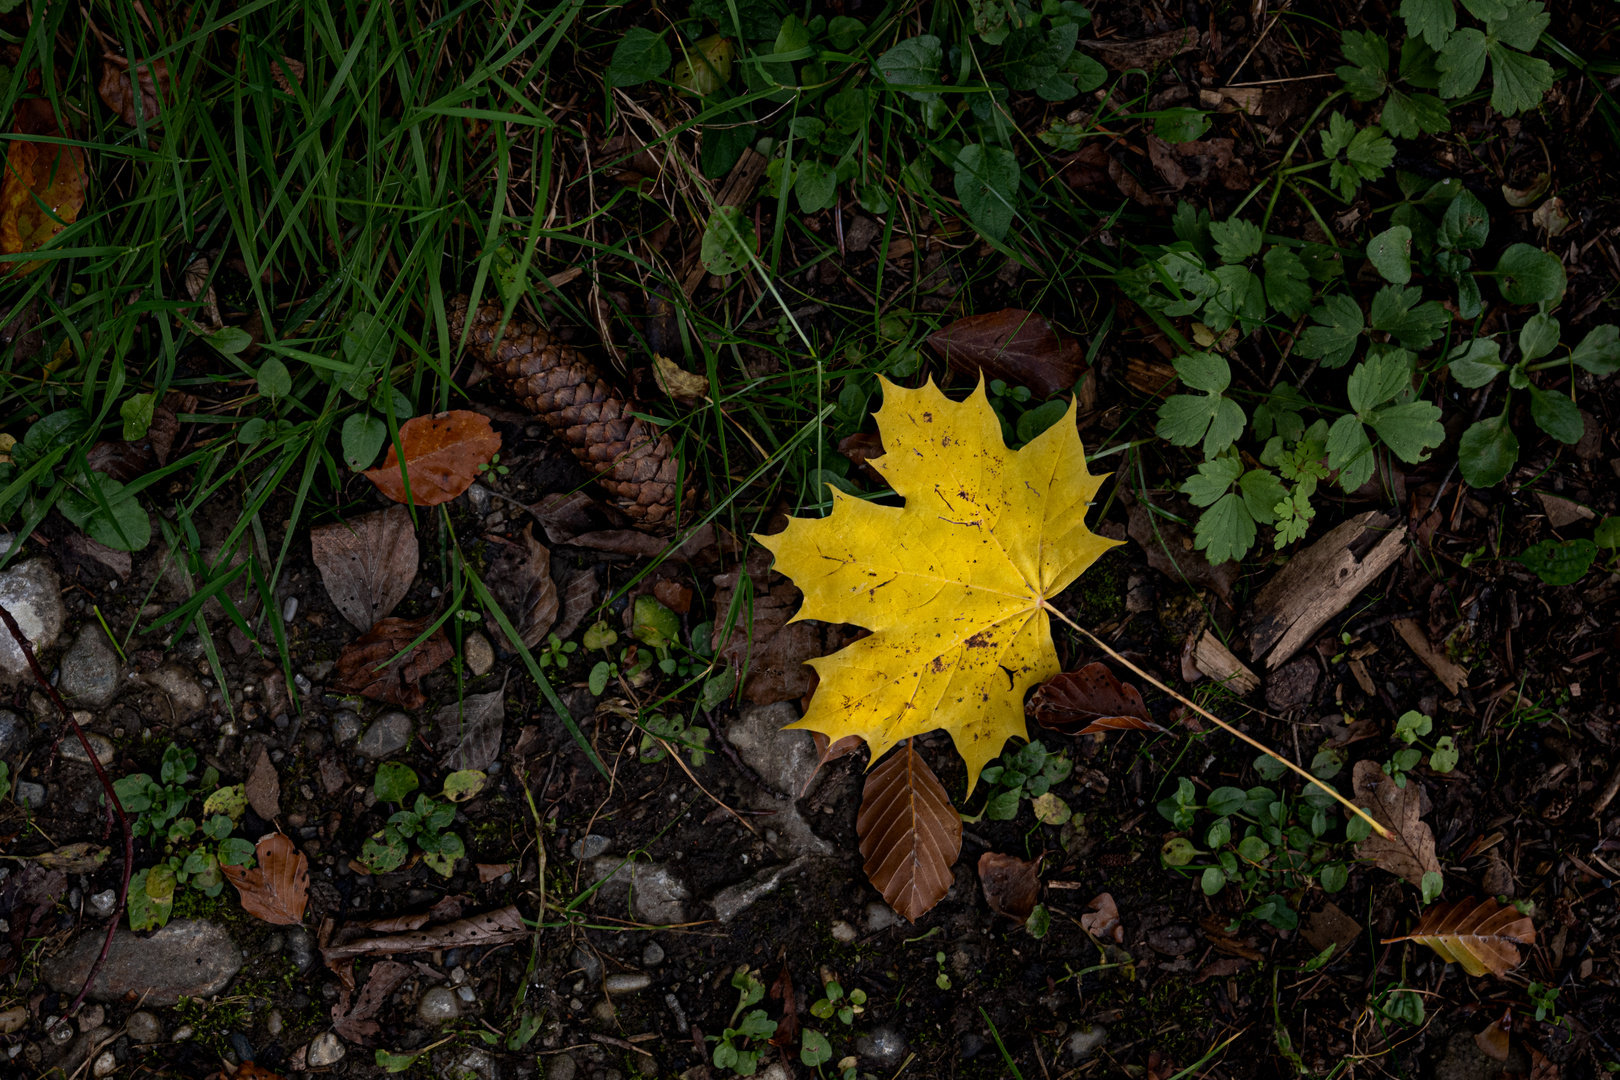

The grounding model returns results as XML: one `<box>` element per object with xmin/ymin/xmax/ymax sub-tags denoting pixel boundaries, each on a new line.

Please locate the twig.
<box><xmin>0</xmin><ymin>603</ymin><xmax>133</xmax><ymax>1015</ymax></box>
<box><xmin>1040</xmin><ymin>602</ymin><xmax>1392</xmax><ymax>840</ymax></box>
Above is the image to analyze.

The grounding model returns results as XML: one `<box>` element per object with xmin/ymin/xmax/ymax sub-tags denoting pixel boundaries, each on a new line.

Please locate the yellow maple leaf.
<box><xmin>758</xmin><ymin>377</ymin><xmax>1120</xmax><ymax>792</ymax></box>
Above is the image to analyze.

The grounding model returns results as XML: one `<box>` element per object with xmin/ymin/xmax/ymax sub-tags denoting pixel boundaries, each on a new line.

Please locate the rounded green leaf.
<box><xmin>1161</xmin><ymin>837</ymin><xmax>1200</xmax><ymax>866</ymax></box>
<box><xmin>342</xmin><ymin>412</ymin><xmax>389</xmax><ymax>471</ymax></box>
<box><xmin>1495</xmin><ymin>243</ymin><xmax>1566</xmax><ymax>305</ymax></box>
<box><xmin>374</xmin><ymin>761</ymin><xmax>420</xmax><ymax>804</ymax></box>
<box><xmin>1367</xmin><ymin>225</ymin><xmax>1413</xmax><ymax>284</ymax></box>
<box><xmin>1456</xmin><ymin>412</ymin><xmax>1519</xmax><ymax>488</ymax></box>
<box><xmin>607</xmin><ymin>27</ymin><xmax>672</xmax><ymax>87</ymax></box>
<box><xmin>632</xmin><ymin>596</ymin><xmax>680</xmax><ymax>649</ymax></box>
<box><xmin>442</xmin><ymin>770</ymin><xmax>487</xmax><ymax>803</ymax></box>
<box><xmin>257</xmin><ymin>357</ymin><xmax>292</xmax><ymax>400</ymax></box>
<box><xmin>700</xmin><ymin>205</ymin><xmax>756</xmax><ymax>276</ymax></box>
<box><xmin>801</xmin><ymin>1030</ymin><xmax>833</xmax><ymax>1067</ymax></box>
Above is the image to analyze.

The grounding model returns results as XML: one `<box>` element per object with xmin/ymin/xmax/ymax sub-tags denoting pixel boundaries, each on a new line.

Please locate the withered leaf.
<box><xmin>856</xmin><ymin>741</ymin><xmax>962</xmax><ymax>923</ymax></box>
<box><xmin>836</xmin><ymin>432</ymin><xmax>885</xmax><ymax>484</ymax></box>
<box><xmin>476</xmin><ymin>863</ymin><xmax>512</xmax><ymax>883</ymax></box>
<box><xmin>1474</xmin><ymin>1007</ymin><xmax>1512</xmax><ymax>1061</ymax></box>
<box><xmin>978</xmin><ymin>852</ymin><xmax>1041</xmax><ymax>924</ymax></box>
<box><xmin>801</xmin><ymin>731</ymin><xmax>864</xmax><ymax>798</ymax></box>
<box><xmin>1147</xmin><ymin>136</ymin><xmax>1252</xmax><ymax>192</ymax></box>
<box><xmin>320</xmin><ymin>904</ymin><xmax>530</xmax><ymax>963</ymax></box>
<box><xmin>58</xmin><ymin>533</ymin><xmax>132</xmax><ymax>583</ymax></box>
<box><xmin>221</xmin><ymin>833</ymin><xmax>309</xmax><ymax>926</ymax></box>
<box><xmin>85</xmin><ymin>439</ymin><xmax>154</xmax><ymax>483</ymax></box>
<box><xmin>767</xmin><ymin>963</ymin><xmax>798</xmax><ymax>1048</ymax></box>
<box><xmin>331</xmin><ymin>615</ymin><xmax>453</xmax><ymax>710</ymax></box>
<box><xmin>311</xmin><ymin>506</ymin><xmax>419</xmax><ymax>632</ymax></box>
<box><xmin>363</xmin><ymin>410</ymin><xmax>501</xmax><ymax>506</ymax></box>
<box><xmin>1381</xmin><ymin>896</ymin><xmax>1534</xmax><ymax>977</ymax></box>
<box><xmin>1081</xmin><ymin>892</ymin><xmax>1124</xmax><ymax>943</ymax></box>
<box><xmin>245</xmin><ymin>744</ymin><xmax>281</xmax><ymax>820</ymax></box>
<box><xmin>1027</xmin><ymin>663</ymin><xmax>1158</xmax><ymax>735</ymax></box>
<box><xmin>1079</xmin><ymin>26</ymin><xmax>1200</xmax><ymax>71</ymax></box>
<box><xmin>0</xmin><ymin>97</ymin><xmax>89</xmax><ymax>277</ymax></box>
<box><xmin>436</xmin><ymin>690</ymin><xmax>505</xmax><ymax>773</ymax></box>
<box><xmin>97</xmin><ymin>56</ymin><xmax>172</xmax><ymax>125</ymax></box>
<box><xmin>1122</xmin><ymin>487</ymin><xmax>1238</xmax><ymax>605</ymax></box>
<box><xmin>551</xmin><ymin>567</ymin><xmax>600</xmax><ymax>642</ymax></box>
<box><xmin>332</xmin><ymin>959</ymin><xmax>411</xmax><ymax>1045</ymax></box>
<box><xmin>24</xmin><ymin>842</ymin><xmax>110</xmax><ymax>873</ymax></box>
<box><xmin>1350</xmin><ymin>760</ymin><xmax>1440</xmax><ymax>889</ymax></box>
<box><xmin>653</xmin><ymin>578</ymin><xmax>694</xmax><ymax>613</ymax></box>
<box><xmin>927</xmin><ymin>309</ymin><xmax>1084</xmax><ymax>397</ymax></box>
<box><xmin>483</xmin><ymin>525</ymin><xmax>557</xmax><ymax>650</ymax></box>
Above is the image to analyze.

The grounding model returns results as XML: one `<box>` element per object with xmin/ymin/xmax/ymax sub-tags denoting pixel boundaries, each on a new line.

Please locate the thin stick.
<box><xmin>0</xmin><ymin>604</ymin><xmax>135</xmax><ymax>1013</ymax></box>
<box><xmin>1040</xmin><ymin>602</ymin><xmax>1392</xmax><ymax>840</ymax></box>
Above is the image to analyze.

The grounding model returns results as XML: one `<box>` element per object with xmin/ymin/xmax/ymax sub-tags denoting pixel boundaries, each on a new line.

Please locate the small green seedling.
<box><xmin>536</xmin><ymin>632</ymin><xmax>577</xmax><ymax>670</ymax></box>
<box><xmin>1527</xmin><ymin>981</ymin><xmax>1561</xmax><ymax>1023</ymax></box>
<box><xmin>637</xmin><ymin>711</ymin><xmax>711</xmax><ymax>767</ymax></box>
<box><xmin>978</xmin><ymin>740</ymin><xmax>1072</xmax><ymax>821</ymax></box>
<box><xmin>811</xmin><ymin>979</ymin><xmax>866</xmax><ymax>1024</ymax></box>
<box><xmin>358</xmin><ymin>762</ymin><xmax>466</xmax><ymax>877</ymax></box>
<box><xmin>710</xmin><ymin>966</ymin><xmax>776</xmax><ymax>1076</ymax></box>
<box><xmin>1385</xmin><ymin>710</ymin><xmax>1456</xmax><ymax>786</ymax></box>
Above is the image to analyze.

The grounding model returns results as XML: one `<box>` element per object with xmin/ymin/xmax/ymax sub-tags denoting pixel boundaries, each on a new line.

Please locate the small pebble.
<box><xmin>93</xmin><ymin>1050</ymin><xmax>118</xmax><ymax>1078</ymax></box>
<box><xmin>591</xmin><ymin>1000</ymin><xmax>616</xmax><ymax>1022</ymax></box>
<box><xmin>417</xmin><ymin>986</ymin><xmax>461</xmax><ymax>1024</ymax></box>
<box><xmin>569</xmin><ymin>834</ymin><xmax>610</xmax><ymax>860</ymax></box>
<box><xmin>125</xmin><ymin>1011</ymin><xmax>162</xmax><ymax>1044</ymax></box>
<box><xmin>88</xmin><ymin>889</ymin><xmax>117</xmax><ymax>918</ymax></box>
<box><xmin>864</xmin><ymin>902</ymin><xmax>900</xmax><ymax>933</ymax></box>
<box><xmin>464</xmin><ymin>632</ymin><xmax>494</xmax><ymax>677</ymax></box>
<box><xmin>604</xmin><ymin>973</ymin><xmax>651</xmax><ymax>993</ymax></box>
<box><xmin>0</xmin><ymin>1006</ymin><xmax>25</xmax><ymax>1034</ymax></box>
<box><xmin>306</xmin><ymin>1032</ymin><xmax>345</xmax><ymax>1067</ymax></box>
<box><xmin>172</xmin><ymin>1025</ymin><xmax>194</xmax><ymax>1042</ymax></box>
<box><xmin>266</xmin><ymin>1009</ymin><xmax>284</xmax><ymax>1037</ymax></box>
<box><xmin>14</xmin><ymin>780</ymin><xmax>45</xmax><ymax>808</ymax></box>
<box><xmin>830</xmin><ymin>920</ymin><xmax>857</xmax><ymax>944</ymax></box>
<box><xmin>47</xmin><ymin>1017</ymin><xmax>75</xmax><ymax>1045</ymax></box>
<box><xmin>60</xmin><ymin>733</ymin><xmax>115</xmax><ymax>766</ymax></box>
<box><xmin>546</xmin><ymin>1053</ymin><xmax>578</xmax><ymax>1080</ymax></box>
<box><xmin>77</xmin><ymin>1004</ymin><xmax>105</xmax><ymax>1031</ymax></box>
<box><xmin>641</xmin><ymin>941</ymin><xmax>664</xmax><ymax>967</ymax></box>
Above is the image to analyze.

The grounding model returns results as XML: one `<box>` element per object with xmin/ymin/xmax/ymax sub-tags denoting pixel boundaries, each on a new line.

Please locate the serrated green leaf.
<box><xmin>1296</xmin><ymin>293</ymin><xmax>1365</xmax><ymax>368</ymax></box>
<box><xmin>1570</xmin><ymin>324</ymin><xmax>1620</xmax><ymax>375</ymax></box>
<box><xmin>1487</xmin><ymin>41</ymin><xmax>1554</xmax><ymax>115</ymax></box>
<box><xmin>1210</xmin><ymin>218</ymin><xmax>1263</xmax><ymax>263</ymax></box>
<box><xmin>1326</xmin><ymin>414</ymin><xmax>1376</xmax><ymax>492</ymax></box>
<box><xmin>1347</xmin><ymin>352</ymin><xmax>1413</xmax><ymax>415</ymax></box>
<box><xmin>1239</xmin><ymin>469</ymin><xmax>1288</xmax><ymax>525</ymax></box>
<box><xmin>1369</xmin><ymin>400</ymin><xmax>1446</xmax><ymax>463</ymax></box>
<box><xmin>1437</xmin><ymin>27</ymin><xmax>1487</xmax><ymax>97</ymax></box>
<box><xmin>1402</xmin><ymin>0</ymin><xmax>1456</xmax><ymax>50</ymax></box>
<box><xmin>1191</xmin><ymin>491</ymin><xmax>1258</xmax><ymax>565</ymax></box>
<box><xmin>1155</xmin><ymin>353</ymin><xmax>1245</xmax><ymax>457</ymax></box>
<box><xmin>1180</xmin><ymin>454</ymin><xmax>1244</xmax><ymax>506</ymax></box>
<box><xmin>1262</xmin><ymin>247</ymin><xmax>1313</xmax><ymax>319</ymax></box>
<box><xmin>1206</xmin><ymin>265</ymin><xmax>1266</xmax><ymax>332</ymax></box>
<box><xmin>607</xmin><ymin>28</ymin><xmax>672</xmax><ymax>87</ymax></box>
<box><xmin>1381</xmin><ymin>89</ymin><xmax>1450</xmax><ymax>139</ymax></box>
<box><xmin>1337</xmin><ymin>29</ymin><xmax>1390</xmax><ymax>100</ymax></box>
<box><xmin>1369</xmin><ymin>285</ymin><xmax>1449</xmax><ymax>349</ymax></box>
<box><xmin>1488</xmin><ymin>0</ymin><xmax>1550</xmax><ymax>51</ymax></box>
<box><xmin>1367</xmin><ymin>226</ymin><xmax>1413</xmax><ymax>285</ymax></box>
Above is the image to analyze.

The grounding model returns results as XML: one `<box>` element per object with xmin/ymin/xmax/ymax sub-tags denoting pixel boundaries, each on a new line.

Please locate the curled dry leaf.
<box><xmin>362</xmin><ymin>410</ymin><xmax>501</xmax><ymax>506</ymax></box>
<box><xmin>1081</xmin><ymin>892</ymin><xmax>1124</xmax><ymax>943</ymax></box>
<box><xmin>801</xmin><ymin>731</ymin><xmax>864</xmax><ymax>798</ymax></box>
<box><xmin>476</xmin><ymin>863</ymin><xmax>512</xmax><ymax>883</ymax></box>
<box><xmin>1474</xmin><ymin>1007</ymin><xmax>1512</xmax><ymax>1061</ymax></box>
<box><xmin>978</xmin><ymin>852</ymin><xmax>1041</xmax><ymax>924</ymax></box>
<box><xmin>245</xmin><ymin>744</ymin><xmax>281</xmax><ymax>820</ymax></box>
<box><xmin>1350</xmin><ymin>760</ymin><xmax>1441</xmax><ymax>889</ymax></box>
<box><xmin>330</xmin><ymin>615</ymin><xmax>453</xmax><ymax>710</ymax></box>
<box><xmin>856</xmin><ymin>742</ymin><xmax>962</xmax><ymax>923</ymax></box>
<box><xmin>24</xmin><ymin>842</ymin><xmax>110</xmax><ymax>873</ymax></box>
<box><xmin>1120</xmin><ymin>487</ymin><xmax>1238</xmax><ymax>606</ymax></box>
<box><xmin>767</xmin><ymin>963</ymin><xmax>799</xmax><ymax>1047</ymax></box>
<box><xmin>1381</xmin><ymin>896</ymin><xmax>1535</xmax><ymax>977</ymax></box>
<box><xmin>331</xmin><ymin>959</ymin><xmax>410</xmax><ymax>1044</ymax></box>
<box><xmin>320</xmin><ymin>904</ymin><xmax>530</xmax><ymax>963</ymax></box>
<box><xmin>483</xmin><ymin>525</ymin><xmax>558</xmax><ymax>649</ymax></box>
<box><xmin>221</xmin><ymin>833</ymin><xmax>309</xmax><ymax>926</ymax></box>
<box><xmin>1</xmin><ymin>97</ymin><xmax>90</xmax><ymax>277</ymax></box>
<box><xmin>311</xmin><ymin>505</ymin><xmax>419</xmax><ymax>632</ymax></box>
<box><xmin>436</xmin><ymin>690</ymin><xmax>505</xmax><ymax>773</ymax></box>
<box><xmin>1027</xmin><ymin>662</ymin><xmax>1158</xmax><ymax>735</ymax></box>
<box><xmin>926</xmin><ymin>309</ymin><xmax>1083</xmax><ymax>398</ymax></box>
<box><xmin>97</xmin><ymin>55</ymin><xmax>172</xmax><ymax>125</ymax></box>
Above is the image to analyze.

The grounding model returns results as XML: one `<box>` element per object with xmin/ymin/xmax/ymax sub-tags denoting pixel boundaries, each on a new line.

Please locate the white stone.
<box><xmin>307</xmin><ymin>1032</ymin><xmax>345</xmax><ymax>1067</ymax></box>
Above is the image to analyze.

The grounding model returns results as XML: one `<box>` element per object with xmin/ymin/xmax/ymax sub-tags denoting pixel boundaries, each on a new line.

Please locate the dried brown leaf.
<box><xmin>476</xmin><ymin>863</ymin><xmax>511</xmax><ymax>883</ymax></box>
<box><xmin>653</xmin><ymin>579</ymin><xmax>694</xmax><ymax>613</ymax></box>
<box><xmin>856</xmin><ymin>742</ymin><xmax>962</xmax><ymax>923</ymax></box>
<box><xmin>552</xmin><ymin>567</ymin><xmax>600</xmax><ymax>642</ymax></box>
<box><xmin>362</xmin><ymin>410</ymin><xmax>501</xmax><ymax>506</ymax></box>
<box><xmin>221</xmin><ymin>833</ymin><xmax>309</xmax><ymax>926</ymax></box>
<box><xmin>310</xmin><ymin>506</ymin><xmax>419</xmax><ymax>632</ymax></box>
<box><xmin>1351</xmin><ymin>761</ymin><xmax>1440</xmax><ymax>889</ymax></box>
<box><xmin>0</xmin><ymin>96</ymin><xmax>89</xmax><ymax>277</ymax></box>
<box><xmin>1121</xmin><ymin>488</ymin><xmax>1238</xmax><ymax>605</ymax></box>
<box><xmin>436</xmin><ymin>690</ymin><xmax>505</xmax><ymax>772</ymax></box>
<box><xmin>836</xmin><ymin>432</ymin><xmax>885</xmax><ymax>484</ymax></box>
<box><xmin>245</xmin><ymin>745</ymin><xmax>281</xmax><ymax>820</ymax></box>
<box><xmin>330</xmin><ymin>615</ymin><xmax>453</xmax><ymax>710</ymax></box>
<box><xmin>1474</xmin><ymin>1007</ymin><xmax>1512</xmax><ymax>1061</ymax></box>
<box><xmin>331</xmin><ymin>959</ymin><xmax>410</xmax><ymax>1045</ymax></box>
<box><xmin>767</xmin><ymin>962</ymin><xmax>798</xmax><ymax>1047</ymax></box>
<box><xmin>977</xmin><ymin>852</ymin><xmax>1041</xmax><ymax>924</ymax></box>
<box><xmin>1530</xmin><ymin>1047</ymin><xmax>1559</xmax><ymax>1080</ymax></box>
<box><xmin>483</xmin><ymin>525</ymin><xmax>558</xmax><ymax>649</ymax></box>
<box><xmin>1381</xmin><ymin>896</ymin><xmax>1535</xmax><ymax>977</ymax></box>
<box><xmin>1081</xmin><ymin>892</ymin><xmax>1123</xmax><ymax>943</ymax></box>
<box><xmin>97</xmin><ymin>56</ymin><xmax>172</xmax><ymax>125</ymax></box>
<box><xmin>320</xmin><ymin>904</ymin><xmax>530</xmax><ymax>963</ymax></box>
<box><xmin>1080</xmin><ymin>27</ymin><xmax>1200</xmax><ymax>71</ymax></box>
<box><xmin>24</xmin><ymin>842</ymin><xmax>110</xmax><ymax>873</ymax></box>
<box><xmin>927</xmin><ymin>309</ymin><xmax>1083</xmax><ymax>397</ymax></box>
<box><xmin>801</xmin><ymin>732</ymin><xmax>864</xmax><ymax>798</ymax></box>
<box><xmin>1026</xmin><ymin>663</ymin><xmax>1158</xmax><ymax>735</ymax></box>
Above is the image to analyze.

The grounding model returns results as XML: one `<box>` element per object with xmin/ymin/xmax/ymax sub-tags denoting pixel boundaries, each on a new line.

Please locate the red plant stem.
<box><xmin>0</xmin><ymin>603</ymin><xmax>131</xmax><ymax>1017</ymax></box>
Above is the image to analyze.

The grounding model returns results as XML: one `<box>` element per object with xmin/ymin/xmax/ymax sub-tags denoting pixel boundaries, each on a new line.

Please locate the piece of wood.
<box><xmin>1247</xmin><ymin>511</ymin><xmax>1407</xmax><ymax>669</ymax></box>
<box><xmin>1391</xmin><ymin>617</ymin><xmax>1469</xmax><ymax>695</ymax></box>
<box><xmin>1191</xmin><ymin>629</ymin><xmax>1259</xmax><ymax>696</ymax></box>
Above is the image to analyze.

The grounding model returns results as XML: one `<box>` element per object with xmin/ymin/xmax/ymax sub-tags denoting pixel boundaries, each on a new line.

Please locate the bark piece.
<box><xmin>1190</xmin><ymin>629</ymin><xmax>1259</xmax><ymax>695</ymax></box>
<box><xmin>1246</xmin><ymin>511</ymin><xmax>1408</xmax><ymax>668</ymax></box>
<box><xmin>320</xmin><ymin>905</ymin><xmax>530</xmax><ymax>963</ymax></box>
<box><xmin>1391</xmin><ymin>618</ymin><xmax>1468</xmax><ymax>695</ymax></box>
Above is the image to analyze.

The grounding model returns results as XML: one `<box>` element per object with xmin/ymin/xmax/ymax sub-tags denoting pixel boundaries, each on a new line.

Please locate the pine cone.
<box><xmin>448</xmin><ymin>296</ymin><xmax>686</xmax><ymax>529</ymax></box>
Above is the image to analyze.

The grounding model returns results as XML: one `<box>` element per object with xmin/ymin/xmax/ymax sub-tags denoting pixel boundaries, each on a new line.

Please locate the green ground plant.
<box><xmin>357</xmin><ymin>762</ymin><xmax>467</xmax><ymax>877</ymax></box>
<box><xmin>976</xmin><ymin>739</ymin><xmax>1071</xmax><ymax>821</ymax></box>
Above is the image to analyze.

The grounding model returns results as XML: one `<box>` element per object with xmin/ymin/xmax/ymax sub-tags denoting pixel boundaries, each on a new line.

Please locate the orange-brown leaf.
<box><xmin>1081</xmin><ymin>892</ymin><xmax>1124</xmax><ymax>943</ymax></box>
<box><xmin>221</xmin><ymin>833</ymin><xmax>309</xmax><ymax>926</ymax></box>
<box><xmin>978</xmin><ymin>852</ymin><xmax>1040</xmax><ymax>923</ymax></box>
<box><xmin>97</xmin><ymin>56</ymin><xmax>172</xmax><ymax>125</ymax></box>
<box><xmin>362</xmin><ymin>410</ymin><xmax>501</xmax><ymax>506</ymax></box>
<box><xmin>926</xmin><ymin>309</ymin><xmax>1084</xmax><ymax>397</ymax></box>
<box><xmin>331</xmin><ymin>615</ymin><xmax>453</xmax><ymax>710</ymax></box>
<box><xmin>856</xmin><ymin>742</ymin><xmax>961</xmax><ymax>923</ymax></box>
<box><xmin>1474</xmin><ymin>1007</ymin><xmax>1512</xmax><ymax>1061</ymax></box>
<box><xmin>1381</xmin><ymin>896</ymin><xmax>1535</xmax><ymax>977</ymax></box>
<box><xmin>0</xmin><ymin>97</ymin><xmax>88</xmax><ymax>277</ymax></box>
<box><xmin>1027</xmin><ymin>663</ymin><xmax>1158</xmax><ymax>735</ymax></box>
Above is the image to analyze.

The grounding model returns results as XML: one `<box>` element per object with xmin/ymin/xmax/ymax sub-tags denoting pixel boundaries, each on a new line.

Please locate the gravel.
<box><xmin>59</xmin><ymin>626</ymin><xmax>121</xmax><ymax>707</ymax></box>
<box><xmin>356</xmin><ymin>711</ymin><xmax>412</xmax><ymax>759</ymax></box>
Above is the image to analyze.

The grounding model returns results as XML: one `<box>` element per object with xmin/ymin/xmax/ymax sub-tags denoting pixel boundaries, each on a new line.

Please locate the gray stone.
<box><xmin>42</xmin><ymin>919</ymin><xmax>242</xmax><ymax>1005</ymax></box>
<box><xmin>570</xmin><ymin>945</ymin><xmax>602</xmax><ymax>985</ymax></box>
<box><xmin>357</xmin><ymin>712</ymin><xmax>412</xmax><ymax>759</ymax></box>
<box><xmin>587</xmin><ymin>858</ymin><xmax>690</xmax><ymax>925</ymax></box>
<box><xmin>266</xmin><ymin>1009</ymin><xmax>284</xmax><ymax>1037</ymax></box>
<box><xmin>440</xmin><ymin>1047</ymin><xmax>499</xmax><ymax>1080</ymax></box>
<box><xmin>15</xmin><ymin>780</ymin><xmax>45</xmax><ymax>808</ymax></box>
<box><xmin>464</xmin><ymin>632</ymin><xmax>494</xmax><ymax>677</ymax></box>
<box><xmin>830</xmin><ymin>920</ymin><xmax>857</xmax><ymax>944</ymax></box>
<box><xmin>856</xmin><ymin>1027</ymin><xmax>906</xmax><ymax>1067</ymax></box>
<box><xmin>59</xmin><ymin>627</ymin><xmax>121</xmax><ymax>708</ymax></box>
<box><xmin>47</xmin><ymin>1016</ymin><xmax>75</xmax><ymax>1044</ymax></box>
<box><xmin>88</xmin><ymin>889</ymin><xmax>117</xmax><ymax>918</ymax></box>
<box><xmin>0</xmin><ymin>1005</ymin><xmax>25</xmax><ymax>1033</ymax></box>
<box><xmin>726</xmin><ymin>702</ymin><xmax>818</xmax><ymax>797</ymax></box>
<box><xmin>77</xmin><ymin>1004</ymin><xmax>104</xmax><ymax>1031</ymax></box>
<box><xmin>713</xmin><ymin>857</ymin><xmax>814</xmax><ymax>923</ymax></box>
<box><xmin>307</xmin><ymin>1032</ymin><xmax>345</xmax><ymax>1067</ymax></box>
<box><xmin>139</xmin><ymin>666</ymin><xmax>207</xmax><ymax>721</ymax></box>
<box><xmin>285</xmin><ymin>927</ymin><xmax>316</xmax><ymax>973</ymax></box>
<box><xmin>570</xmin><ymin>834</ymin><xmax>610</xmax><ymax>860</ymax></box>
<box><xmin>417</xmin><ymin>986</ymin><xmax>462</xmax><ymax>1024</ymax></box>
<box><xmin>60</xmin><ymin>732</ymin><xmax>114</xmax><ymax>766</ymax></box>
<box><xmin>332</xmin><ymin>711</ymin><xmax>363</xmax><ymax>746</ymax></box>
<box><xmin>0</xmin><ymin>709</ymin><xmax>26</xmax><ymax>757</ymax></box>
<box><xmin>1064</xmin><ymin>1024</ymin><xmax>1107</xmax><ymax>1062</ymax></box>
<box><xmin>0</xmin><ymin>559</ymin><xmax>64</xmax><ymax>681</ymax></box>
<box><xmin>590</xmin><ymin>1000</ymin><xmax>616</xmax><ymax>1022</ymax></box>
<box><xmin>124</xmin><ymin>1011</ymin><xmax>162</xmax><ymax>1044</ymax></box>
<box><xmin>761</xmin><ymin>1065</ymin><xmax>792</xmax><ymax>1080</ymax></box>
<box><xmin>864</xmin><ymin>902</ymin><xmax>900</xmax><ymax>933</ymax></box>
<box><xmin>641</xmin><ymin>941</ymin><xmax>664</xmax><ymax>967</ymax></box>
<box><xmin>545</xmin><ymin>1053</ymin><xmax>578</xmax><ymax>1080</ymax></box>
<box><xmin>604</xmin><ymin>973</ymin><xmax>650</xmax><ymax>993</ymax></box>
<box><xmin>93</xmin><ymin>1049</ymin><xmax>118</xmax><ymax>1077</ymax></box>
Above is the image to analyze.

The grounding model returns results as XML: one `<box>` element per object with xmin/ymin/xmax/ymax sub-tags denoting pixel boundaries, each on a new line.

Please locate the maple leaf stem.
<box><xmin>1039</xmin><ymin>601</ymin><xmax>1393</xmax><ymax>841</ymax></box>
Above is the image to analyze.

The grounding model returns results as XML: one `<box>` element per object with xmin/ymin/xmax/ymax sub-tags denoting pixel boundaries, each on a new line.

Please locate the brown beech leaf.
<box><xmin>1121</xmin><ymin>488</ymin><xmax>1238</xmax><ymax>605</ymax></box>
<box><xmin>221</xmin><ymin>833</ymin><xmax>309</xmax><ymax>926</ymax></box>
<box><xmin>551</xmin><ymin>567</ymin><xmax>600</xmax><ymax>642</ymax></box>
<box><xmin>1350</xmin><ymin>761</ymin><xmax>1440</xmax><ymax>889</ymax></box>
<box><xmin>1027</xmin><ymin>663</ymin><xmax>1159</xmax><ymax>735</ymax></box>
<box><xmin>331</xmin><ymin>959</ymin><xmax>410</xmax><ymax>1045</ymax></box>
<box><xmin>1381</xmin><ymin>896</ymin><xmax>1535</xmax><ymax>977</ymax></box>
<box><xmin>483</xmin><ymin>525</ymin><xmax>558</xmax><ymax>649</ymax></box>
<box><xmin>320</xmin><ymin>905</ymin><xmax>530</xmax><ymax>963</ymax></box>
<box><xmin>1081</xmin><ymin>892</ymin><xmax>1124</xmax><ymax>943</ymax></box>
<box><xmin>310</xmin><ymin>505</ymin><xmax>419</xmax><ymax>632</ymax></box>
<box><xmin>331</xmin><ymin>615</ymin><xmax>453</xmax><ymax>710</ymax></box>
<box><xmin>653</xmin><ymin>578</ymin><xmax>694</xmax><ymax>613</ymax></box>
<box><xmin>363</xmin><ymin>410</ymin><xmax>501</xmax><ymax>506</ymax></box>
<box><xmin>856</xmin><ymin>741</ymin><xmax>962</xmax><ymax>923</ymax></box>
<box><xmin>978</xmin><ymin>852</ymin><xmax>1041</xmax><ymax>924</ymax></box>
<box><xmin>0</xmin><ymin>97</ymin><xmax>90</xmax><ymax>277</ymax></box>
<box><xmin>1474</xmin><ymin>1007</ymin><xmax>1512</xmax><ymax>1061</ymax></box>
<box><xmin>97</xmin><ymin>56</ymin><xmax>172</xmax><ymax>125</ymax></box>
<box><xmin>476</xmin><ymin>863</ymin><xmax>511</xmax><ymax>883</ymax></box>
<box><xmin>245</xmin><ymin>745</ymin><xmax>281</xmax><ymax>820</ymax></box>
<box><xmin>436</xmin><ymin>690</ymin><xmax>505</xmax><ymax>773</ymax></box>
<box><xmin>836</xmin><ymin>432</ymin><xmax>885</xmax><ymax>484</ymax></box>
<box><xmin>926</xmin><ymin>309</ymin><xmax>1083</xmax><ymax>397</ymax></box>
